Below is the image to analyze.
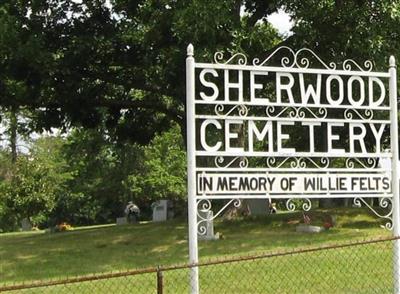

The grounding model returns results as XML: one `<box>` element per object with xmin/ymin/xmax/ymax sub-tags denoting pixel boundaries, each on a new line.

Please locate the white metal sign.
<box><xmin>198</xmin><ymin>172</ymin><xmax>391</xmax><ymax>196</ymax></box>
<box><xmin>186</xmin><ymin>45</ymin><xmax>400</xmax><ymax>293</ymax></box>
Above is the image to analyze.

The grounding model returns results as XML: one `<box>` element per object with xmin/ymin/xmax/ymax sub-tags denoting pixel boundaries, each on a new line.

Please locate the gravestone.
<box><xmin>296</xmin><ymin>224</ymin><xmax>324</xmax><ymax>233</ymax></box>
<box><xmin>21</xmin><ymin>218</ymin><xmax>32</xmax><ymax>231</ymax></box>
<box><xmin>116</xmin><ymin>217</ymin><xmax>128</xmax><ymax>225</ymax></box>
<box><xmin>247</xmin><ymin>199</ymin><xmax>270</xmax><ymax>216</ymax></box>
<box><xmin>198</xmin><ymin>210</ymin><xmax>219</xmax><ymax>241</ymax></box>
<box><xmin>152</xmin><ymin>200</ymin><xmax>168</xmax><ymax>222</ymax></box>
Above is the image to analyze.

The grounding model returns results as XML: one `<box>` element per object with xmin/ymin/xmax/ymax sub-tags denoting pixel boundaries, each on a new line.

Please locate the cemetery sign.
<box><xmin>185</xmin><ymin>45</ymin><xmax>399</xmax><ymax>294</ymax></box>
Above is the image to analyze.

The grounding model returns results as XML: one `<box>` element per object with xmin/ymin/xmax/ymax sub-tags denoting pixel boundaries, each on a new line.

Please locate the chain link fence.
<box><xmin>1</xmin><ymin>236</ymin><xmax>398</xmax><ymax>293</ymax></box>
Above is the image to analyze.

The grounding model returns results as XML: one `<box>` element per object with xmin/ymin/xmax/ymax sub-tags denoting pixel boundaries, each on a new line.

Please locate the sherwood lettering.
<box><xmin>199</xmin><ymin>70</ymin><xmax>386</xmax><ymax>107</ymax></box>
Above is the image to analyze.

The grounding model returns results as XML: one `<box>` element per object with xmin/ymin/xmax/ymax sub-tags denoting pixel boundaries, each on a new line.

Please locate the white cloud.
<box><xmin>267</xmin><ymin>9</ymin><xmax>293</xmax><ymax>36</ymax></box>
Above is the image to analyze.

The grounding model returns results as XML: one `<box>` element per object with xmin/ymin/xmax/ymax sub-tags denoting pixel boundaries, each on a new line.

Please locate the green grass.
<box><xmin>0</xmin><ymin>208</ymin><xmax>395</xmax><ymax>293</ymax></box>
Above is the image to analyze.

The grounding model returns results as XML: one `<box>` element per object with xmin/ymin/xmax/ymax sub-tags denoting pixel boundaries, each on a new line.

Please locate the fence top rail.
<box><xmin>0</xmin><ymin>267</ymin><xmax>159</xmax><ymax>292</ymax></box>
<box><xmin>1</xmin><ymin>235</ymin><xmax>399</xmax><ymax>292</ymax></box>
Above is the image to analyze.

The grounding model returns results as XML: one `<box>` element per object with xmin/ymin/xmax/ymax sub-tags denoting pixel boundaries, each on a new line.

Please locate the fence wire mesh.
<box><xmin>1</xmin><ymin>236</ymin><xmax>398</xmax><ymax>293</ymax></box>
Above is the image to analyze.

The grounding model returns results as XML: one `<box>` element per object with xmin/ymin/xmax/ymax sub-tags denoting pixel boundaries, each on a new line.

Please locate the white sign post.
<box><xmin>186</xmin><ymin>44</ymin><xmax>199</xmax><ymax>294</ymax></box>
<box><xmin>389</xmin><ymin>56</ymin><xmax>400</xmax><ymax>293</ymax></box>
<box><xmin>186</xmin><ymin>44</ymin><xmax>399</xmax><ymax>294</ymax></box>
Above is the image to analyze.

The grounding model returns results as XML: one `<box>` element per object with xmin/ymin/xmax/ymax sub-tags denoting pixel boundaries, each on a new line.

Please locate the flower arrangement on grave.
<box><xmin>55</xmin><ymin>222</ymin><xmax>73</xmax><ymax>232</ymax></box>
<box><xmin>323</xmin><ymin>215</ymin><xmax>335</xmax><ymax>230</ymax></box>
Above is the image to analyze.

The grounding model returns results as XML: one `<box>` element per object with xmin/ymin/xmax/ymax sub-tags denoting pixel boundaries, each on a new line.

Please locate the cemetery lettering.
<box><xmin>198</xmin><ymin>173</ymin><xmax>390</xmax><ymax>195</ymax></box>
<box><xmin>200</xmin><ymin>120</ymin><xmax>386</xmax><ymax>154</ymax></box>
<box><xmin>194</xmin><ymin>63</ymin><xmax>392</xmax><ymax>198</ymax></box>
<box><xmin>199</xmin><ymin>70</ymin><xmax>386</xmax><ymax>107</ymax></box>
<box><xmin>199</xmin><ymin>70</ymin><xmax>387</xmax><ymax>155</ymax></box>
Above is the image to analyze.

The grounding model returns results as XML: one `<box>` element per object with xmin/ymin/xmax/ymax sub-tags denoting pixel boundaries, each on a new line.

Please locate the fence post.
<box><xmin>157</xmin><ymin>266</ymin><xmax>163</xmax><ymax>294</ymax></box>
<box><xmin>389</xmin><ymin>55</ymin><xmax>400</xmax><ymax>294</ymax></box>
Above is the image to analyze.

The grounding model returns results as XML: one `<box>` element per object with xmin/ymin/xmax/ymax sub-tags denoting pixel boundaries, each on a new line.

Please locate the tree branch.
<box><xmin>96</xmin><ymin>98</ymin><xmax>183</xmax><ymax>121</ymax></box>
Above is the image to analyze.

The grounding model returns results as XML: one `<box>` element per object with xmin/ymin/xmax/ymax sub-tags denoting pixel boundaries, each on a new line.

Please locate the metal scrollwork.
<box><xmin>213</xmin><ymin>47</ymin><xmax>373</xmax><ymax>72</ymax></box>
<box><xmin>252</xmin><ymin>47</ymin><xmax>336</xmax><ymax>70</ymax></box>
<box><xmin>286</xmin><ymin>198</ymin><xmax>312</xmax><ymax>212</ymax></box>
<box><xmin>197</xmin><ymin>199</ymin><xmax>212</xmax><ymax>236</ymax></box>
<box><xmin>265</xmin><ymin>106</ymin><xmax>327</xmax><ymax>119</ymax></box>
<box><xmin>197</xmin><ymin>199</ymin><xmax>242</xmax><ymax>235</ymax></box>
<box><xmin>353</xmin><ymin>197</ymin><xmax>392</xmax><ymax>230</ymax></box>
<box><xmin>266</xmin><ymin>157</ymin><xmax>291</xmax><ymax>169</ymax></box>
<box><xmin>343</xmin><ymin>59</ymin><xmax>374</xmax><ymax>72</ymax></box>
<box><xmin>267</xmin><ymin>157</ymin><xmax>330</xmax><ymax>169</ymax></box>
<box><xmin>252</xmin><ymin>46</ymin><xmax>296</xmax><ymax>68</ymax></box>
<box><xmin>291</xmin><ymin>158</ymin><xmax>306</xmax><ymax>169</ymax></box>
<box><xmin>215</xmin><ymin>104</ymin><xmax>249</xmax><ymax>118</ymax></box>
<box><xmin>294</xmin><ymin>48</ymin><xmax>337</xmax><ymax>70</ymax></box>
<box><xmin>305</xmin><ymin>157</ymin><xmax>330</xmax><ymax>169</ymax></box>
<box><xmin>345</xmin><ymin>158</ymin><xmax>378</xmax><ymax>169</ymax></box>
<box><xmin>265</xmin><ymin>106</ymin><xmax>297</xmax><ymax>118</ymax></box>
<box><xmin>297</xmin><ymin>107</ymin><xmax>328</xmax><ymax>119</ymax></box>
<box><xmin>266</xmin><ymin>157</ymin><xmax>276</xmax><ymax>168</ymax></box>
<box><xmin>214</xmin><ymin>52</ymin><xmax>247</xmax><ymax>65</ymax></box>
<box><xmin>302</xmin><ymin>199</ymin><xmax>312</xmax><ymax>211</ymax></box>
<box><xmin>265</xmin><ymin>105</ymin><xmax>275</xmax><ymax>117</ymax></box>
<box><xmin>214</xmin><ymin>156</ymin><xmax>249</xmax><ymax>169</ymax></box>
<box><xmin>344</xmin><ymin>109</ymin><xmax>374</xmax><ymax>120</ymax></box>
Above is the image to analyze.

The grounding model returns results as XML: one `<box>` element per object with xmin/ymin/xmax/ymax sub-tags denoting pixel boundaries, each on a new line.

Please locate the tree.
<box><xmin>57</xmin><ymin>126</ymin><xmax>143</xmax><ymax>224</ymax></box>
<box><xmin>0</xmin><ymin>0</ymin><xmax>281</xmax><ymax>143</ymax></box>
<box><xmin>1</xmin><ymin>1</ymin><xmax>399</xmax><ymax>136</ymax></box>
<box><xmin>128</xmin><ymin>123</ymin><xmax>186</xmax><ymax>200</ymax></box>
<box><xmin>0</xmin><ymin>108</ymin><xmax>35</xmax><ymax>163</ymax></box>
<box><xmin>1</xmin><ymin>1</ymin><xmax>398</xmax><ymax>145</ymax></box>
<box><xmin>282</xmin><ymin>1</ymin><xmax>400</xmax><ymax>68</ymax></box>
<box><xmin>0</xmin><ymin>136</ymin><xmax>72</xmax><ymax>230</ymax></box>
<box><xmin>0</xmin><ymin>149</ymin><xmax>15</xmax><ymax>231</ymax></box>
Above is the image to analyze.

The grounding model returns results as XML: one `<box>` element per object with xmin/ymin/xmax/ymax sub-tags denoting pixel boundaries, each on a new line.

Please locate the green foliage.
<box><xmin>56</xmin><ymin>127</ymin><xmax>143</xmax><ymax>225</ymax></box>
<box><xmin>128</xmin><ymin>124</ymin><xmax>186</xmax><ymax>201</ymax></box>
<box><xmin>0</xmin><ymin>124</ymin><xmax>187</xmax><ymax>230</ymax></box>
<box><xmin>0</xmin><ymin>0</ymin><xmax>281</xmax><ymax>143</ymax></box>
<box><xmin>3</xmin><ymin>158</ymin><xmax>56</xmax><ymax>225</ymax></box>
<box><xmin>0</xmin><ymin>151</ymin><xmax>14</xmax><ymax>231</ymax></box>
<box><xmin>283</xmin><ymin>0</ymin><xmax>400</xmax><ymax>69</ymax></box>
<box><xmin>0</xmin><ymin>136</ymin><xmax>72</xmax><ymax>231</ymax></box>
<box><xmin>0</xmin><ymin>0</ymin><xmax>398</xmax><ymax>142</ymax></box>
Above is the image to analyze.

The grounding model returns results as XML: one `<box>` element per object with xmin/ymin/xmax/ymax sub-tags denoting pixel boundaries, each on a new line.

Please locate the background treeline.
<box><xmin>0</xmin><ymin>123</ymin><xmax>186</xmax><ymax>232</ymax></box>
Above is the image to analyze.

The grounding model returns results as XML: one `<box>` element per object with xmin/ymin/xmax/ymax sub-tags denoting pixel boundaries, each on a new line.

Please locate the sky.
<box><xmin>267</xmin><ymin>10</ymin><xmax>293</xmax><ymax>36</ymax></box>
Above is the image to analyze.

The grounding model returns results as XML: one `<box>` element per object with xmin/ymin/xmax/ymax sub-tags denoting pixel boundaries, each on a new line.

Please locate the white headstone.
<box><xmin>296</xmin><ymin>224</ymin><xmax>324</xmax><ymax>233</ymax></box>
<box><xmin>116</xmin><ymin>217</ymin><xmax>128</xmax><ymax>225</ymax></box>
<box><xmin>152</xmin><ymin>200</ymin><xmax>168</xmax><ymax>222</ymax></box>
<box><xmin>21</xmin><ymin>218</ymin><xmax>32</xmax><ymax>231</ymax></box>
<box><xmin>198</xmin><ymin>211</ymin><xmax>218</xmax><ymax>241</ymax></box>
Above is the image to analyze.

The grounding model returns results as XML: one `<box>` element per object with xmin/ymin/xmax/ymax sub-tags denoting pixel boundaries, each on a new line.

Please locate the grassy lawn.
<box><xmin>0</xmin><ymin>207</ymin><xmax>395</xmax><ymax>292</ymax></box>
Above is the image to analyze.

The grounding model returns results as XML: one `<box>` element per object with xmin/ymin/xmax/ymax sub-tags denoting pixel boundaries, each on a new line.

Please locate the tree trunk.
<box><xmin>9</xmin><ymin>108</ymin><xmax>18</xmax><ymax>164</ymax></box>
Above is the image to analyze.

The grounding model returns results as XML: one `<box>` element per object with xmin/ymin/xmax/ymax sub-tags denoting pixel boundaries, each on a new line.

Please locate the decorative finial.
<box><xmin>390</xmin><ymin>56</ymin><xmax>396</xmax><ymax>67</ymax></box>
<box><xmin>187</xmin><ymin>44</ymin><xmax>194</xmax><ymax>57</ymax></box>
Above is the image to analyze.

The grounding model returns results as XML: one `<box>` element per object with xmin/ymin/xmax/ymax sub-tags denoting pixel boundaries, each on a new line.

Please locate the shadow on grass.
<box><xmin>1</xmin><ymin>209</ymin><xmax>391</xmax><ymax>283</ymax></box>
<box><xmin>341</xmin><ymin>220</ymin><xmax>385</xmax><ymax>228</ymax></box>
